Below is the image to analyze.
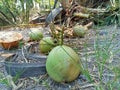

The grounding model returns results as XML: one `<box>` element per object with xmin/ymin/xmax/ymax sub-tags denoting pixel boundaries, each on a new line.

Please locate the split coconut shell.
<box><xmin>0</xmin><ymin>31</ymin><xmax>23</xmax><ymax>49</ymax></box>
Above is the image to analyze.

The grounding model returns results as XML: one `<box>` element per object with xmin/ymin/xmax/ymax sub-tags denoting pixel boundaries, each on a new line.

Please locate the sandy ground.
<box><xmin>0</xmin><ymin>25</ymin><xmax>120</xmax><ymax>90</ymax></box>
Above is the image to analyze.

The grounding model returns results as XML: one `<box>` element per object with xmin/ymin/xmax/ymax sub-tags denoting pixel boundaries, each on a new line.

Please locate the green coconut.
<box><xmin>73</xmin><ymin>25</ymin><xmax>87</xmax><ymax>37</ymax></box>
<box><xmin>46</xmin><ymin>45</ymin><xmax>81</xmax><ymax>82</ymax></box>
<box><xmin>29</xmin><ymin>28</ymin><xmax>43</xmax><ymax>41</ymax></box>
<box><xmin>39</xmin><ymin>37</ymin><xmax>57</xmax><ymax>53</ymax></box>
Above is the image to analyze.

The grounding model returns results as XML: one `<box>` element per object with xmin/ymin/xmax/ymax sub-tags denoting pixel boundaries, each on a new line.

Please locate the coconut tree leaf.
<box><xmin>2</xmin><ymin>0</ymin><xmax>16</xmax><ymax>22</ymax></box>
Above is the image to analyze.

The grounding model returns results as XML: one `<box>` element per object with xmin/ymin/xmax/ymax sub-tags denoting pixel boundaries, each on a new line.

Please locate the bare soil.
<box><xmin>0</xmin><ymin>25</ymin><xmax>120</xmax><ymax>90</ymax></box>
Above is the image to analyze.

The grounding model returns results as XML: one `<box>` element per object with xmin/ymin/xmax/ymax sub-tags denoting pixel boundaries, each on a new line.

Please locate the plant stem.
<box><xmin>60</xmin><ymin>25</ymin><xmax>64</xmax><ymax>45</ymax></box>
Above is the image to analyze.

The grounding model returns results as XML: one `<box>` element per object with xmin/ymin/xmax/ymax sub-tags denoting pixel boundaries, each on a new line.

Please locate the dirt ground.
<box><xmin>0</xmin><ymin>25</ymin><xmax>120</xmax><ymax>90</ymax></box>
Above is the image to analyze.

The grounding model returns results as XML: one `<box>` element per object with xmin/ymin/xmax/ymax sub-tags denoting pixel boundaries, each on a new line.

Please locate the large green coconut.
<box><xmin>73</xmin><ymin>25</ymin><xmax>87</xmax><ymax>38</ymax></box>
<box><xmin>46</xmin><ymin>45</ymin><xmax>81</xmax><ymax>82</ymax></box>
<box><xmin>29</xmin><ymin>28</ymin><xmax>43</xmax><ymax>41</ymax></box>
<box><xmin>39</xmin><ymin>37</ymin><xmax>57</xmax><ymax>53</ymax></box>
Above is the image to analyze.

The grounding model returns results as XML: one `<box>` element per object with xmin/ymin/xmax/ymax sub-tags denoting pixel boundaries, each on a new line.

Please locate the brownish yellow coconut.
<box><xmin>73</xmin><ymin>25</ymin><xmax>87</xmax><ymax>38</ymax></box>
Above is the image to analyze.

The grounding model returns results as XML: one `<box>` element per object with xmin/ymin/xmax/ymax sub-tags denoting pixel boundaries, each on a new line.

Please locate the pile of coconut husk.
<box><xmin>30</xmin><ymin>0</ymin><xmax>120</xmax><ymax>27</ymax></box>
<box><xmin>59</xmin><ymin>0</ymin><xmax>111</xmax><ymax>27</ymax></box>
<box><xmin>30</xmin><ymin>0</ymin><xmax>109</xmax><ymax>26</ymax></box>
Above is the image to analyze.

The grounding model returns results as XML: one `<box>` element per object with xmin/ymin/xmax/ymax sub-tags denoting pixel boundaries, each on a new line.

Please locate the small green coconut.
<box><xmin>29</xmin><ymin>28</ymin><xmax>43</xmax><ymax>41</ymax></box>
<box><xmin>73</xmin><ymin>25</ymin><xmax>87</xmax><ymax>38</ymax></box>
<box><xmin>46</xmin><ymin>45</ymin><xmax>81</xmax><ymax>82</ymax></box>
<box><xmin>39</xmin><ymin>37</ymin><xmax>57</xmax><ymax>53</ymax></box>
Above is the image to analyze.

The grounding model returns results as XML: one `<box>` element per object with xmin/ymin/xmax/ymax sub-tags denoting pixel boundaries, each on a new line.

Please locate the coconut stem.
<box><xmin>49</xmin><ymin>23</ymin><xmax>59</xmax><ymax>42</ymax></box>
<box><xmin>60</xmin><ymin>26</ymin><xmax>64</xmax><ymax>45</ymax></box>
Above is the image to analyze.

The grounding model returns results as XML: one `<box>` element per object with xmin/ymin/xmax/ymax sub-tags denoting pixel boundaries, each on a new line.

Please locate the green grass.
<box><xmin>82</xmin><ymin>25</ymin><xmax>120</xmax><ymax>90</ymax></box>
<box><xmin>94</xmin><ymin>0</ymin><xmax>120</xmax><ymax>26</ymax></box>
<box><xmin>0</xmin><ymin>73</ymin><xmax>10</xmax><ymax>87</ymax></box>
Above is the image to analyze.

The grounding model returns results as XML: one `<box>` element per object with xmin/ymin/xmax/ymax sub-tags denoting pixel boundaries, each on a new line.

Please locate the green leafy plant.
<box><xmin>0</xmin><ymin>0</ymin><xmax>34</xmax><ymax>26</ymax></box>
<box><xmin>94</xmin><ymin>0</ymin><xmax>120</xmax><ymax>26</ymax></box>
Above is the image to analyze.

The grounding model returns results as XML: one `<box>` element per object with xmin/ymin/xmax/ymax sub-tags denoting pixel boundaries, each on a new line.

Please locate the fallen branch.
<box><xmin>21</xmin><ymin>46</ymin><xmax>28</xmax><ymax>63</ymax></box>
<box><xmin>74</xmin><ymin>12</ymin><xmax>90</xmax><ymax>18</ymax></box>
<box><xmin>79</xmin><ymin>83</ymin><xmax>98</xmax><ymax>89</ymax></box>
<box><xmin>86</xmin><ymin>8</ymin><xmax>106</xmax><ymax>13</ymax></box>
<box><xmin>72</xmin><ymin>5</ymin><xmax>106</xmax><ymax>13</ymax></box>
